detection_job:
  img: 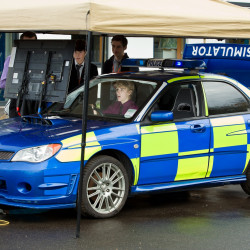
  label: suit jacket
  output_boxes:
[68,61,98,93]
[102,53,138,74]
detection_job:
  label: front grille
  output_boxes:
[0,151,14,160]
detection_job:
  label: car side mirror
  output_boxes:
[150,110,173,122]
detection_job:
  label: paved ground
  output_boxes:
[1,185,250,250]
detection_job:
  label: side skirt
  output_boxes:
[131,175,246,194]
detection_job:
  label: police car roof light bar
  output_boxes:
[122,58,206,70]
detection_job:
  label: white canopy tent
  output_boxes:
[1,0,250,39]
[2,0,250,237]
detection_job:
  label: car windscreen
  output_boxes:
[46,78,158,120]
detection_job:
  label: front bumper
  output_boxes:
[0,158,80,209]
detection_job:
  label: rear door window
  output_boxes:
[202,81,250,115]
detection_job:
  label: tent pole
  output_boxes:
[76,30,93,238]
[101,34,106,74]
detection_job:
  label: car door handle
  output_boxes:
[190,124,206,133]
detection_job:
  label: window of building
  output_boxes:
[154,38,177,59]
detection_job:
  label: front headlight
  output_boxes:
[11,144,61,163]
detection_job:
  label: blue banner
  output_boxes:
[183,43,250,60]
[183,43,250,88]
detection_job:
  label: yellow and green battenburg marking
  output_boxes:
[131,158,140,185]
[167,75,201,84]
[176,150,209,181]
[210,116,247,148]
[55,131,101,162]
[243,144,250,172]
[207,116,248,176]
[141,122,210,181]
[175,156,209,181]
[201,82,209,116]
[141,123,178,157]
[206,148,214,178]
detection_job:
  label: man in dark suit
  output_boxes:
[68,39,98,93]
[102,35,138,74]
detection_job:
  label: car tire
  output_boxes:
[241,167,250,195]
[80,155,129,218]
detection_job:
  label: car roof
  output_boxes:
[99,70,200,83]
[98,69,248,92]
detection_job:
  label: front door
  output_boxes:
[138,81,211,185]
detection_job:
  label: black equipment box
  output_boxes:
[4,40,74,103]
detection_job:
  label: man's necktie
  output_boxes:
[76,64,82,84]
[112,60,121,73]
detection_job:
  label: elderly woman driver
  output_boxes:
[104,80,138,115]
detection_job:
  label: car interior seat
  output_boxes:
[171,88,196,119]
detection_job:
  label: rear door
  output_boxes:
[202,80,250,177]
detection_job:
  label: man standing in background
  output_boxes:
[103,35,138,74]
[68,39,98,93]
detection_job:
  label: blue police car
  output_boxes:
[0,59,250,218]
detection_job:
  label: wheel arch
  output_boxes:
[240,160,250,195]
[243,160,250,175]
[87,149,135,187]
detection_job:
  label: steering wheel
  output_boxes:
[88,104,103,116]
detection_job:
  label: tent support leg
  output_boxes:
[101,34,107,74]
[76,30,93,239]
